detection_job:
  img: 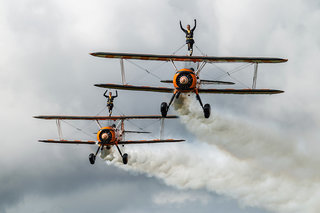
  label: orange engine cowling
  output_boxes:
[173,68,197,92]
[97,126,116,144]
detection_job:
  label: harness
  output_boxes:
[107,94,113,104]
[186,30,193,40]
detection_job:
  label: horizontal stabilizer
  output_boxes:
[94,83,174,93]
[34,115,178,120]
[198,88,284,94]
[160,80,173,83]
[90,52,288,63]
[123,130,151,134]
[118,139,185,144]
[200,80,235,85]
[39,139,97,145]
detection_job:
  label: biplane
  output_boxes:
[90,52,287,118]
[34,115,184,165]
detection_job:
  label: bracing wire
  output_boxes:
[172,43,187,55]
[125,59,162,80]
[194,44,206,56]
[61,120,95,139]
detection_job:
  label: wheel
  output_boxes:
[203,104,211,118]
[89,153,96,165]
[122,153,128,164]
[160,102,168,117]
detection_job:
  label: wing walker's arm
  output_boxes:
[179,20,187,33]
[192,19,196,31]
[113,90,118,98]
[103,89,108,98]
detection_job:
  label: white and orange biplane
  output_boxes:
[34,115,184,165]
[90,52,287,118]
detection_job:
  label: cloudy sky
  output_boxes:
[1,0,320,212]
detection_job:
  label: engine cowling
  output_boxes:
[97,126,116,144]
[173,68,197,91]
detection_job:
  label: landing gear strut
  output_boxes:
[160,92,180,117]
[88,144,102,165]
[115,144,128,164]
[196,93,211,118]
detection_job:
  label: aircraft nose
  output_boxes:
[179,76,189,84]
[101,133,109,140]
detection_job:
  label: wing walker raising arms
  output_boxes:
[180,19,197,56]
[104,89,118,116]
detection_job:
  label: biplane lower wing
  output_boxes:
[34,115,178,120]
[118,139,185,144]
[90,52,288,63]
[38,139,184,145]
[198,88,284,94]
[94,83,174,93]
[39,139,97,145]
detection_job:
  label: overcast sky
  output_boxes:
[1,0,320,212]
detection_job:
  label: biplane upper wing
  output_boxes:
[198,88,284,94]
[39,139,97,145]
[90,52,288,63]
[94,83,174,93]
[34,115,178,120]
[118,139,185,144]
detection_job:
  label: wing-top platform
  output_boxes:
[90,52,288,63]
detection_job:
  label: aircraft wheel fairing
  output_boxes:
[204,104,211,118]
[89,153,96,165]
[161,102,168,117]
[122,153,128,164]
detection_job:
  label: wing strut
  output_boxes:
[95,120,102,129]
[56,119,63,140]
[120,58,126,85]
[196,61,207,76]
[170,60,178,72]
[252,63,258,89]
[160,118,164,140]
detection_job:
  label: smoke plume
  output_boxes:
[103,95,320,213]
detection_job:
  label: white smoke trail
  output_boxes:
[102,95,320,213]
